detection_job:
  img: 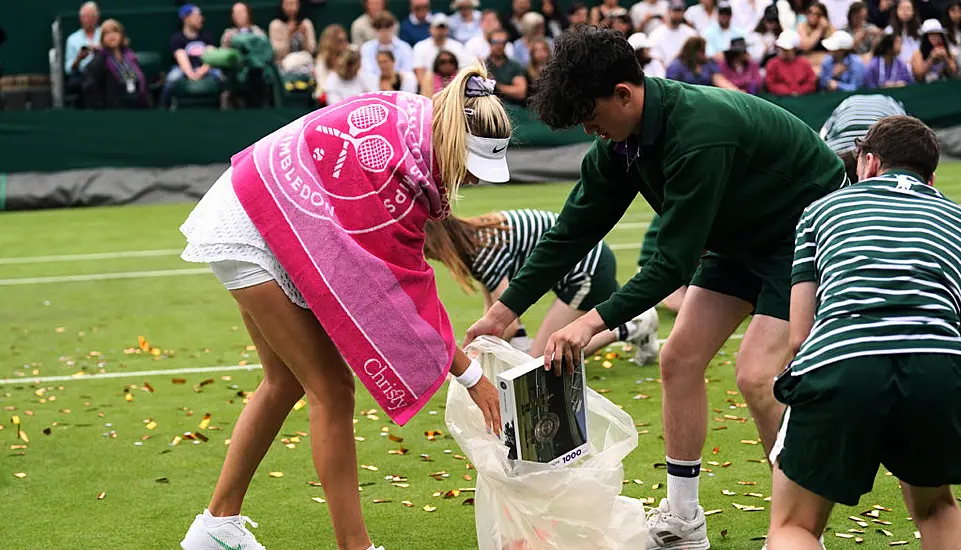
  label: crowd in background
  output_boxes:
[62,0,961,109]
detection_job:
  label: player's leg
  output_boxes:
[901,484,961,548]
[661,286,688,313]
[229,281,373,550]
[647,286,751,549]
[884,354,961,548]
[734,314,790,459]
[767,464,834,549]
[207,308,305,516]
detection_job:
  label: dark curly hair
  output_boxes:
[529,25,644,129]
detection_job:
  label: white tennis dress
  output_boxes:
[179,168,308,308]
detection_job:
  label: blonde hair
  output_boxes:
[424,213,506,293]
[335,48,361,79]
[317,24,347,69]
[431,63,512,203]
[100,19,129,48]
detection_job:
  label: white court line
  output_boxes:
[0,249,183,265]
[610,242,643,251]
[0,334,746,385]
[0,268,211,286]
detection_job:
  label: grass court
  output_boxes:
[3,162,961,549]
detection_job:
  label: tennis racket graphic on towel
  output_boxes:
[316,104,393,177]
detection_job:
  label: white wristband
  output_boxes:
[455,359,483,389]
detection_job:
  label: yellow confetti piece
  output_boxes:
[18,429,29,443]
[12,415,20,425]
[311,497,326,504]
[366,414,379,421]
[422,505,437,512]
[836,533,855,539]
[293,400,307,411]
[722,489,736,496]
[402,501,414,507]
[289,436,301,443]
[373,499,392,503]
[704,509,722,516]
[889,543,909,547]
[145,421,158,430]
[171,436,182,446]
[125,393,134,402]
[355,436,366,442]
[915,531,921,539]
[10,444,26,450]
[199,413,211,430]
[97,492,106,500]
[739,439,759,445]
[878,529,893,537]
[13,472,26,478]
[602,361,613,368]
[268,472,284,478]
[361,465,379,471]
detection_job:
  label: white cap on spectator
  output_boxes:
[921,18,945,35]
[775,30,800,50]
[628,33,652,50]
[450,0,480,9]
[431,13,449,27]
[608,7,629,17]
[520,11,545,33]
[822,30,854,51]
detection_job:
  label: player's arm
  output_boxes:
[788,207,818,358]
[485,278,522,340]
[496,143,636,320]
[450,347,501,435]
[591,146,734,330]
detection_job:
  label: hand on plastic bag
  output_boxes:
[467,375,502,436]
[465,302,518,346]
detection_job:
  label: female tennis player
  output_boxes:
[425,210,660,364]
[178,65,510,550]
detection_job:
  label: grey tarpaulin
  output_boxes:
[3,128,961,211]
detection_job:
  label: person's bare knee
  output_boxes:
[903,483,958,522]
[735,316,789,405]
[659,340,711,386]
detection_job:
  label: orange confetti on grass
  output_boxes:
[425,430,443,441]
[143,382,155,393]
[97,492,106,500]
[172,378,186,384]
[293,400,307,411]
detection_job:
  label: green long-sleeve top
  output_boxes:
[499,76,846,329]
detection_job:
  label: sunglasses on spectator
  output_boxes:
[491,39,507,44]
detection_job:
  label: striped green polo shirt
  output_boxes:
[789,171,961,376]
[819,94,906,155]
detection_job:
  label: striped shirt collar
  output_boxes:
[856,170,944,197]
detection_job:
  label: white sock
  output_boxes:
[203,509,240,526]
[666,457,701,521]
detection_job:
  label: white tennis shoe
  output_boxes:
[629,308,660,365]
[645,498,710,550]
[181,510,267,550]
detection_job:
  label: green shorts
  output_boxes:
[554,243,619,312]
[689,251,792,321]
[771,353,961,506]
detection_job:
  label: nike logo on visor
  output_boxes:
[492,145,506,154]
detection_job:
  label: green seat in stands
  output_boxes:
[169,75,223,109]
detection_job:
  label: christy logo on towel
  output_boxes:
[364,358,411,412]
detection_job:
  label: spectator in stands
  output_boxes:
[820,30,866,88]
[731,0,767,33]
[755,4,784,65]
[413,14,471,81]
[765,29,818,93]
[887,0,921,64]
[360,12,414,76]
[162,4,222,108]
[525,38,551,99]
[324,48,373,103]
[591,0,623,24]
[66,1,102,95]
[485,28,528,104]
[686,0,720,33]
[400,0,434,46]
[372,50,419,91]
[607,9,636,36]
[666,35,740,87]
[568,2,591,26]
[540,0,569,38]
[420,49,460,94]
[946,1,961,49]
[864,31,914,86]
[269,0,316,75]
[720,36,762,91]
[868,0,895,27]
[912,18,959,80]
[450,0,484,43]
[705,1,749,58]
[797,1,835,65]
[631,0,669,34]
[466,9,516,61]
[512,12,550,66]
[628,32,667,76]
[650,0,700,64]
[82,19,150,109]
[221,2,266,48]
[500,0,531,41]
[351,0,391,46]
[313,24,349,103]
[844,2,881,55]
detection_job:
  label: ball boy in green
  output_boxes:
[768,116,961,549]
[463,26,846,549]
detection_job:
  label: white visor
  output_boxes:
[466,134,510,183]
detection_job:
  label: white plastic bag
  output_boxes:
[446,336,649,550]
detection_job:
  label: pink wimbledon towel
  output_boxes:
[230,91,455,425]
